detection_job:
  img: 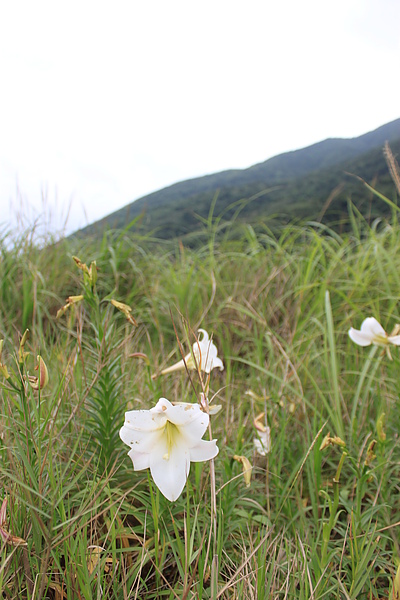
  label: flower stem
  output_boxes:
[205,391,218,598]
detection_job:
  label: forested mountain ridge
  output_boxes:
[77,118,400,239]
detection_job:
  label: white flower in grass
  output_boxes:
[120,398,219,501]
[348,317,400,348]
[253,412,271,456]
[159,329,224,376]
[254,429,271,456]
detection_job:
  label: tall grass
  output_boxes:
[1,191,400,598]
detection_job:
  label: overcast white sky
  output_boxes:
[1,0,400,236]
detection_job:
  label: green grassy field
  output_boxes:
[1,190,400,598]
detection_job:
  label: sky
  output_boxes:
[1,0,400,237]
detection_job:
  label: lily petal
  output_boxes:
[179,416,210,448]
[128,449,151,471]
[120,425,164,454]
[388,334,400,346]
[189,438,219,462]
[254,428,271,456]
[193,329,224,372]
[155,398,208,429]
[360,317,386,338]
[149,431,190,501]
[124,408,166,432]
[348,328,374,346]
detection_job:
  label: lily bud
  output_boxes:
[72,256,90,276]
[245,389,266,402]
[0,340,9,379]
[72,256,96,288]
[18,329,30,364]
[233,455,252,487]
[376,413,386,442]
[319,433,346,451]
[28,356,49,390]
[394,562,400,600]
[364,439,377,467]
[56,305,68,319]
[0,498,27,547]
[67,295,85,304]
[89,261,97,288]
[0,364,9,379]
[128,352,151,364]
[111,299,137,326]
[56,295,84,319]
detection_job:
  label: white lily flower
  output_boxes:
[159,329,224,376]
[120,398,219,501]
[348,317,400,347]
[254,428,271,456]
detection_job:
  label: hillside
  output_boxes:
[77,118,400,240]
